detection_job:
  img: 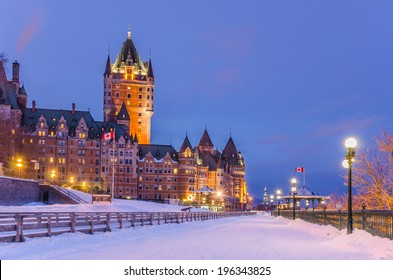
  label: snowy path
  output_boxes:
[1,213,392,260]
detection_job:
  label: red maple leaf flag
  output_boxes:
[295,167,304,173]
[102,131,114,140]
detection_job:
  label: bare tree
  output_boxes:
[348,131,393,210]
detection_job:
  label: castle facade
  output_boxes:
[0,29,247,209]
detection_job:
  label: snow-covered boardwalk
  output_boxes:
[1,213,392,260]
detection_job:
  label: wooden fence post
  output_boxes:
[106,213,112,232]
[70,213,76,233]
[149,213,153,226]
[130,213,135,227]
[157,213,160,225]
[14,214,25,242]
[47,216,52,237]
[117,213,123,229]
[89,215,94,234]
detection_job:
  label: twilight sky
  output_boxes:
[1,0,393,200]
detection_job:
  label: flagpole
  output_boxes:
[303,168,306,187]
[112,128,115,202]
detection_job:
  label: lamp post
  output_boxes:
[343,137,357,234]
[50,170,56,185]
[270,195,274,215]
[291,178,297,220]
[16,158,22,178]
[276,190,281,216]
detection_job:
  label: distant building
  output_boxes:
[0,28,248,209]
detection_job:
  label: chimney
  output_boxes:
[12,61,20,83]
[72,103,76,114]
[32,100,36,112]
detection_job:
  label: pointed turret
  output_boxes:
[198,128,214,147]
[179,134,193,153]
[117,102,130,121]
[104,54,111,76]
[147,58,154,78]
[222,135,238,157]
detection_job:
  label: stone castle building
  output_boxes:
[0,29,247,209]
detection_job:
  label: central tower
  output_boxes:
[103,28,155,144]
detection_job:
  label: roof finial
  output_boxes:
[108,44,110,55]
[127,24,131,39]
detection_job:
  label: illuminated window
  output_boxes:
[78,133,86,139]
[40,122,44,127]
[173,168,178,175]
[50,158,54,163]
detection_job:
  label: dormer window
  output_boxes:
[40,122,44,127]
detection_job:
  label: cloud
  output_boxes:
[16,10,45,55]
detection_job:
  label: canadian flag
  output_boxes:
[102,131,114,140]
[295,167,304,173]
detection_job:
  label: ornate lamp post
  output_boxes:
[291,178,297,220]
[343,137,357,234]
[270,195,274,215]
[276,190,282,216]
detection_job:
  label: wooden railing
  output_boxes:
[0,211,256,242]
[274,209,393,239]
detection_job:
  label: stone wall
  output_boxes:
[0,176,77,206]
[0,176,41,206]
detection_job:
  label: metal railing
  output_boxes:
[51,185,91,204]
[274,209,393,239]
[0,211,256,242]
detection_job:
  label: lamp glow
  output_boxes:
[345,138,357,148]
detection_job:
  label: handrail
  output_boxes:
[51,185,91,204]
[0,211,256,242]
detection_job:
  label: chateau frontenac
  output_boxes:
[0,29,247,209]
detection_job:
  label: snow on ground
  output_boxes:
[0,199,208,213]
[1,212,392,260]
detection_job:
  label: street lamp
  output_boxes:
[291,178,297,220]
[16,158,22,178]
[50,170,56,185]
[344,137,357,234]
[270,195,274,216]
[276,190,282,216]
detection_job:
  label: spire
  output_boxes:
[179,134,194,153]
[117,102,130,120]
[147,58,154,78]
[127,25,131,39]
[198,128,214,147]
[222,135,238,156]
[104,54,111,76]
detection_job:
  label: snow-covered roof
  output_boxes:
[281,186,329,200]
